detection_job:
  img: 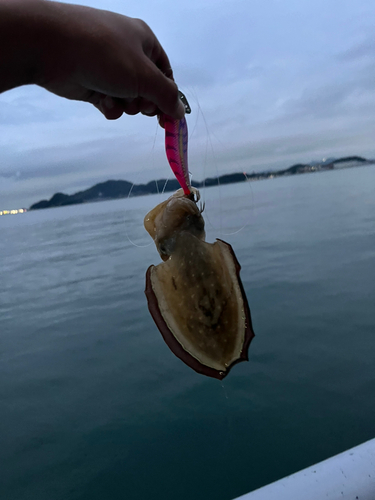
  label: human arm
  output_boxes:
[0,0,185,120]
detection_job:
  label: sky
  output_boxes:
[1,0,375,208]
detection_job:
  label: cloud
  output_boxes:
[338,39,375,62]
[2,0,375,208]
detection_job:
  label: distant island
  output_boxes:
[29,155,374,210]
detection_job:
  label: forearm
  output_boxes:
[0,0,43,92]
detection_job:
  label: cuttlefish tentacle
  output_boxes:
[144,188,255,379]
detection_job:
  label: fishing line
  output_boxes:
[221,380,229,400]
[183,89,223,234]
[124,120,160,249]
[161,177,169,196]
[185,89,254,238]
[124,88,254,249]
[219,380,236,447]
[201,112,253,238]
[221,171,255,237]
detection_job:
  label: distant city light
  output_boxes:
[0,208,27,216]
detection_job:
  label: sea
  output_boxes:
[1,165,375,500]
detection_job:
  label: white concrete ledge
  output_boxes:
[234,438,375,500]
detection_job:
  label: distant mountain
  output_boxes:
[29,155,374,210]
[326,156,367,167]
[309,157,336,166]
[29,174,249,210]
[30,178,182,210]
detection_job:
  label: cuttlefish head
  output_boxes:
[144,188,205,261]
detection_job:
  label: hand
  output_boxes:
[0,0,185,121]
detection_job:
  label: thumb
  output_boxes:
[140,62,185,119]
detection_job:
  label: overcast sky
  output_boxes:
[1,0,375,208]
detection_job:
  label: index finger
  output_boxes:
[139,58,185,119]
[147,34,175,79]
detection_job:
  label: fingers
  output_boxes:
[139,60,185,119]
[94,94,159,120]
[145,35,185,120]
[89,94,123,120]
[140,20,174,78]
[120,97,158,116]
[151,40,175,79]
[99,96,124,120]
[84,75,183,121]
[157,114,166,129]
[74,18,185,122]
[140,99,158,116]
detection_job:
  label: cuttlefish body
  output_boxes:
[144,188,254,379]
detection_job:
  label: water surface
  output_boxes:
[1,166,375,500]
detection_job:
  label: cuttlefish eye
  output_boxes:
[144,190,205,260]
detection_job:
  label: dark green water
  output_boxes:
[1,166,375,500]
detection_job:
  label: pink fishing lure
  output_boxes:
[164,115,191,195]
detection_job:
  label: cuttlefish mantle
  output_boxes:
[144,188,255,380]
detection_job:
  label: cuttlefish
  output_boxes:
[144,187,255,379]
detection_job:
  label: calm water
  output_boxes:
[1,166,375,500]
